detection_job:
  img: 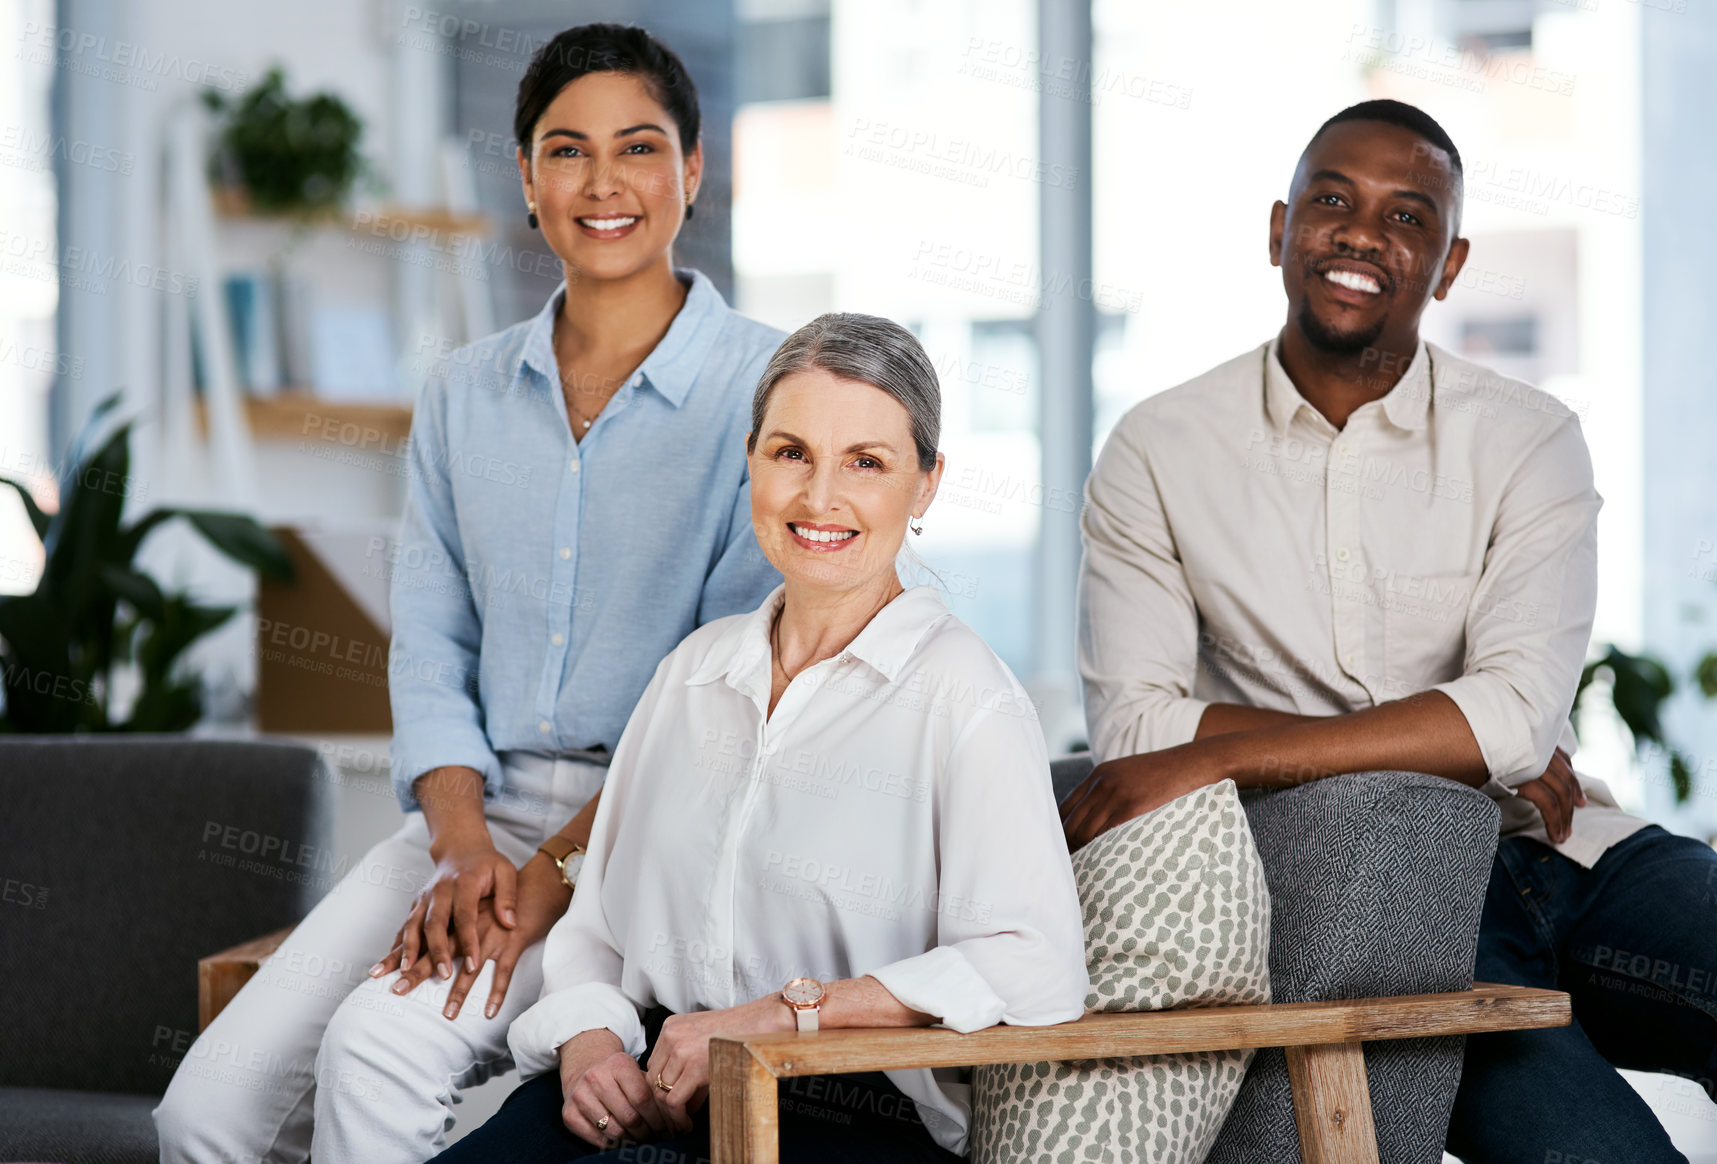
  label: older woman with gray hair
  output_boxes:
[431,313,1089,1162]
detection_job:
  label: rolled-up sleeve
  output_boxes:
[1078,416,1209,765]
[507,663,668,1075]
[1433,414,1600,787]
[387,372,501,811]
[866,705,1089,1031]
[508,979,645,1077]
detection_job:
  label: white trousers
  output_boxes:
[153,753,604,1164]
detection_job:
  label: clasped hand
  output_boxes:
[369,838,571,1021]
[556,995,790,1147]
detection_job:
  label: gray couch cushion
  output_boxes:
[1050,754,1096,806]
[0,736,332,1097]
[1051,756,1499,1162]
[0,1087,159,1164]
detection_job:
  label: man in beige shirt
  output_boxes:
[1066,99,1715,1162]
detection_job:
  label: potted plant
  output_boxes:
[203,66,365,216]
[1572,644,1717,801]
[0,395,293,732]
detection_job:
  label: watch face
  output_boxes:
[783,977,824,1007]
[561,852,586,884]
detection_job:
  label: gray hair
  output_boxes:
[748,313,940,471]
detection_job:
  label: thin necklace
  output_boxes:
[552,312,607,432]
[770,604,789,684]
[770,582,905,685]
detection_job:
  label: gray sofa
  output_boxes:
[0,736,333,1164]
[1050,756,1500,1163]
[0,739,1493,1164]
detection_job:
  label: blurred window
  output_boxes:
[0,0,57,595]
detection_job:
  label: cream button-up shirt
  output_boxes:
[509,584,1089,1155]
[1078,338,1646,868]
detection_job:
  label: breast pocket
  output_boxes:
[1381,570,1480,696]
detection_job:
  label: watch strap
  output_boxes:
[537,834,583,863]
[782,977,825,1031]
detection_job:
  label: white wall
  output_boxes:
[0,0,63,596]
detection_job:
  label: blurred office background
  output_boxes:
[2,0,1715,1148]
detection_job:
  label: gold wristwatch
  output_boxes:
[536,834,586,891]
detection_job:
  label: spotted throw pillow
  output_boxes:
[971,778,1271,1163]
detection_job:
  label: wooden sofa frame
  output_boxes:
[201,929,1567,1163]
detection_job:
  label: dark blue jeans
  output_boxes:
[1446,825,1717,1164]
[429,1010,962,1164]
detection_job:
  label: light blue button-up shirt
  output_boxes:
[387,269,785,811]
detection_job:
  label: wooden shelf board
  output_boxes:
[195,392,413,443]
[353,206,491,237]
[211,187,490,237]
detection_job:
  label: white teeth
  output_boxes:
[791,524,858,544]
[580,216,637,230]
[1325,269,1382,294]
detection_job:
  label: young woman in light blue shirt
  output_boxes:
[154,24,784,1164]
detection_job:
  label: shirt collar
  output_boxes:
[1264,335,1432,434]
[686,583,953,697]
[1380,340,1432,431]
[1262,339,1308,435]
[517,267,729,409]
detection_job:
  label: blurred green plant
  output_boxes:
[202,66,364,213]
[1699,650,1717,702]
[1574,643,1717,802]
[0,395,292,733]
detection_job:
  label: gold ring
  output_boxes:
[655,1074,674,1093]
[596,1115,609,1131]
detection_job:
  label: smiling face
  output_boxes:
[748,369,943,596]
[1269,119,1468,356]
[517,71,702,283]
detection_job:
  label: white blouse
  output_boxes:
[508,584,1089,1155]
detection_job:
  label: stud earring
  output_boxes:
[527,203,539,230]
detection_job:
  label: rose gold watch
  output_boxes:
[781,976,826,1031]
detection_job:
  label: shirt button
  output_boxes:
[551,633,564,646]
[559,547,572,560]
[1343,653,1356,669]
[570,461,580,474]
[1336,547,1351,562]
[537,720,552,734]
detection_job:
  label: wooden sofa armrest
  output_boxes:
[709,983,1570,1164]
[198,926,296,1031]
